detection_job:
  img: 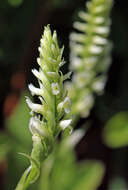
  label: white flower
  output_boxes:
[94,17,104,24]
[76,94,94,117]
[51,82,60,95]
[37,57,41,66]
[72,43,83,54]
[70,33,85,42]
[59,59,66,67]
[26,97,44,114]
[38,47,43,55]
[28,83,42,96]
[53,31,57,41]
[79,11,90,21]
[29,117,43,136]
[64,82,74,98]
[63,72,72,81]
[32,68,50,90]
[73,22,87,32]
[32,69,41,80]
[89,45,103,54]
[84,94,94,108]
[47,72,56,77]
[40,38,44,45]
[93,36,107,45]
[94,6,104,13]
[95,26,109,35]
[63,97,71,113]
[73,72,92,88]
[92,77,106,94]
[65,129,84,147]
[58,96,71,113]
[59,119,72,130]
[84,57,97,70]
[70,56,82,69]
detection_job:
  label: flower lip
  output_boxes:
[59,119,72,130]
[51,82,60,95]
[57,96,71,114]
[26,96,43,114]
[28,83,42,96]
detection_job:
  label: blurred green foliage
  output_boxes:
[6,92,31,149]
[108,177,127,190]
[0,133,10,161]
[0,92,32,190]
[103,112,128,148]
[38,136,105,190]
[8,0,23,7]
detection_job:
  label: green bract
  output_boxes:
[15,25,72,190]
[66,0,113,118]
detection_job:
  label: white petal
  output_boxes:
[93,36,107,45]
[64,96,71,104]
[48,57,57,64]
[79,11,90,21]
[60,119,72,130]
[37,58,41,66]
[32,69,41,80]
[70,33,85,42]
[32,69,50,90]
[26,97,43,114]
[92,77,106,94]
[73,22,87,32]
[47,72,56,77]
[57,96,71,113]
[89,45,103,54]
[59,60,66,67]
[95,26,109,35]
[53,31,57,41]
[63,97,71,113]
[57,102,64,112]
[38,47,43,54]
[63,72,72,81]
[73,72,92,88]
[51,83,60,95]
[94,17,104,24]
[66,129,85,147]
[70,56,82,70]
[64,107,71,114]
[84,57,97,70]
[28,83,42,96]
[40,38,44,45]
[94,6,104,13]
[29,117,41,135]
[29,117,48,137]
[76,94,94,115]
[71,43,83,54]
[84,94,94,107]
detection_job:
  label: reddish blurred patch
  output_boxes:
[11,72,25,90]
[0,160,7,175]
[0,160,7,190]
[3,93,19,118]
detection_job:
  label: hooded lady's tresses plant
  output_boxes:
[15,26,72,190]
[66,0,113,118]
[15,0,113,189]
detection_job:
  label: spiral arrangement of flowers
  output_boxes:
[15,26,72,190]
[67,0,113,118]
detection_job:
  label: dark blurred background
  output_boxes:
[0,0,128,189]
